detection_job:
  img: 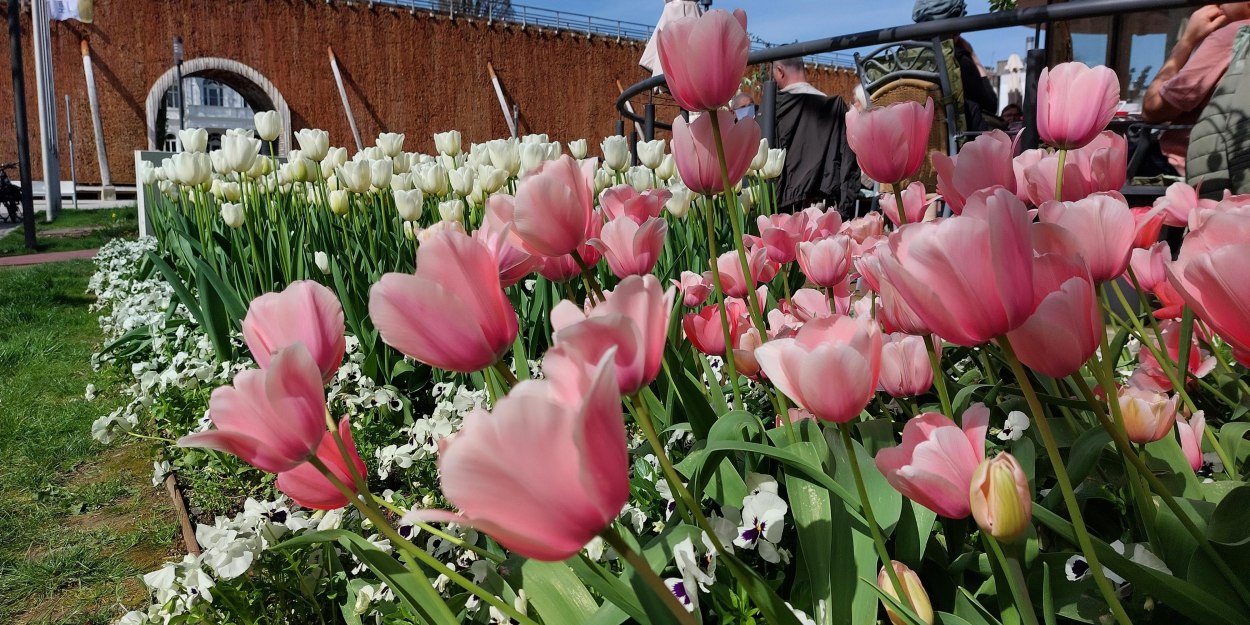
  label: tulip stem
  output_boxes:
[1070,373,1250,610]
[629,394,722,546]
[923,335,954,417]
[707,111,768,338]
[1054,149,1067,201]
[602,526,701,625]
[306,457,538,625]
[571,249,606,303]
[371,497,506,564]
[891,184,909,226]
[984,536,1041,625]
[698,196,744,410]
[836,422,910,611]
[997,336,1132,625]
[493,360,519,389]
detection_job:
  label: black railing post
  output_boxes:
[643,102,656,142]
[1020,47,1045,151]
[9,0,37,249]
[761,79,777,146]
[615,119,625,137]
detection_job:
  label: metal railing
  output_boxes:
[616,0,1219,132]
[366,0,855,67]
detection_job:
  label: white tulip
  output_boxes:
[211,180,242,202]
[376,132,405,158]
[656,154,677,181]
[738,187,755,213]
[601,135,630,172]
[172,152,212,186]
[391,153,413,175]
[750,138,769,172]
[226,127,255,139]
[391,172,414,191]
[254,111,282,142]
[416,162,449,197]
[177,128,208,153]
[477,164,509,194]
[394,188,424,221]
[544,141,562,161]
[294,129,330,161]
[329,189,350,215]
[487,138,521,176]
[220,202,245,228]
[160,158,176,182]
[448,166,475,197]
[321,147,348,178]
[337,161,372,194]
[467,181,487,208]
[521,133,549,144]
[626,165,652,192]
[208,150,228,175]
[434,130,462,157]
[247,156,272,179]
[353,146,383,162]
[568,139,588,160]
[593,167,613,195]
[636,139,666,170]
[439,199,464,222]
[326,175,339,191]
[403,221,417,240]
[762,148,787,180]
[466,142,489,169]
[519,143,546,176]
[314,251,331,274]
[370,159,393,189]
[221,133,261,173]
[159,179,177,199]
[136,161,158,185]
[416,153,435,165]
[667,183,694,219]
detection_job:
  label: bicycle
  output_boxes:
[0,162,23,223]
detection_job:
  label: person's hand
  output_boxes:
[1182,5,1229,46]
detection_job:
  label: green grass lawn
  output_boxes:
[0,207,139,257]
[0,260,177,624]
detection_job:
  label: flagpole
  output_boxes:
[31,0,62,221]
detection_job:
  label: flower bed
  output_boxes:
[92,11,1250,625]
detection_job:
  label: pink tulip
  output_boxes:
[732,327,764,379]
[932,130,1017,214]
[538,241,603,282]
[879,332,934,398]
[856,244,933,336]
[672,110,761,195]
[757,212,809,263]
[512,155,594,257]
[600,185,671,224]
[276,417,367,510]
[413,352,628,561]
[1177,411,1206,472]
[1153,181,1204,227]
[1150,279,1187,321]
[879,181,931,226]
[656,9,749,112]
[673,271,712,307]
[1021,132,1127,205]
[875,404,990,519]
[1131,206,1166,249]
[242,280,345,382]
[969,452,1032,543]
[178,345,327,474]
[879,188,1037,346]
[716,247,778,298]
[800,205,844,240]
[549,275,675,395]
[1129,242,1169,291]
[788,288,835,322]
[1189,193,1250,231]
[1118,386,1179,444]
[370,231,518,372]
[1037,62,1119,150]
[684,299,749,356]
[842,212,884,244]
[797,235,853,287]
[754,315,881,423]
[1166,209,1250,364]
[1037,192,1135,283]
[1137,319,1217,390]
[1006,253,1101,378]
[589,216,667,279]
[846,98,933,184]
[475,195,540,287]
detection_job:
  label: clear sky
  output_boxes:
[522,0,1036,68]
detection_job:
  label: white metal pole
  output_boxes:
[31,0,62,221]
[81,40,112,196]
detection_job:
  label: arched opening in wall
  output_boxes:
[145,58,292,154]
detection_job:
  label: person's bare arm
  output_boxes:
[1143,5,1229,121]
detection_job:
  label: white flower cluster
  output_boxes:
[327,335,403,417]
[374,382,488,480]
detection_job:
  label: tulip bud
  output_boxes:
[626,166,651,192]
[337,161,372,194]
[439,199,465,223]
[636,139,666,170]
[320,147,348,178]
[477,164,509,194]
[220,202,245,229]
[602,135,630,172]
[467,181,487,208]
[159,179,177,199]
[878,561,934,625]
[136,161,158,185]
[178,127,208,153]
[487,138,521,177]
[969,452,1032,544]
[376,132,405,158]
[226,127,254,139]
[391,172,414,191]
[449,167,475,197]
[416,162,450,197]
[403,221,417,240]
[220,181,242,202]
[254,111,282,142]
[543,141,562,161]
[294,128,330,161]
[568,138,588,160]
[391,153,413,175]
[750,138,769,172]
[314,251,331,274]
[519,143,547,176]
[738,187,754,213]
[1118,386,1179,444]
[593,167,613,195]
[762,148,786,179]
[329,189,350,216]
[667,184,693,219]
[368,159,392,190]
[656,154,676,181]
[434,130,462,157]
[394,188,424,222]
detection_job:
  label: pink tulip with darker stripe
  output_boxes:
[276,417,367,510]
[754,315,881,423]
[242,280,345,382]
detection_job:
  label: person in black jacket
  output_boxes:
[771,58,862,217]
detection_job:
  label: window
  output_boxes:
[203,80,223,107]
[163,134,178,152]
[164,88,180,108]
[208,134,222,151]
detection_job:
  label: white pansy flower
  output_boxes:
[734,490,788,563]
[998,410,1031,441]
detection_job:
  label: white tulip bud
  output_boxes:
[403,221,417,240]
[448,166,475,197]
[136,161,158,185]
[247,156,272,179]
[370,159,393,190]
[762,148,786,180]
[416,162,450,197]
[477,164,509,194]
[177,128,208,153]
[636,139,666,170]
[376,132,405,158]
[391,172,414,191]
[221,134,261,174]
[329,189,350,215]
[220,202,245,228]
[159,179,177,199]
[254,111,282,142]
[519,143,546,176]
[521,133,549,144]
[738,187,755,213]
[626,165,652,192]
[208,150,229,175]
[227,127,255,139]
[544,141,562,161]
[487,138,521,176]
[601,135,630,172]
[568,138,588,160]
[467,181,487,208]
[656,154,677,181]
[391,153,413,175]
[434,130,462,157]
[394,188,424,222]
[314,251,331,274]
[593,167,613,195]
[320,147,349,178]
[667,183,693,219]
[439,199,464,223]
[172,152,212,186]
[750,138,769,172]
[337,161,372,194]
[294,128,330,161]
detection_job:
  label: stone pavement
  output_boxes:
[0,248,98,267]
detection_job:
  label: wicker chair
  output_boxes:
[854,39,962,195]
